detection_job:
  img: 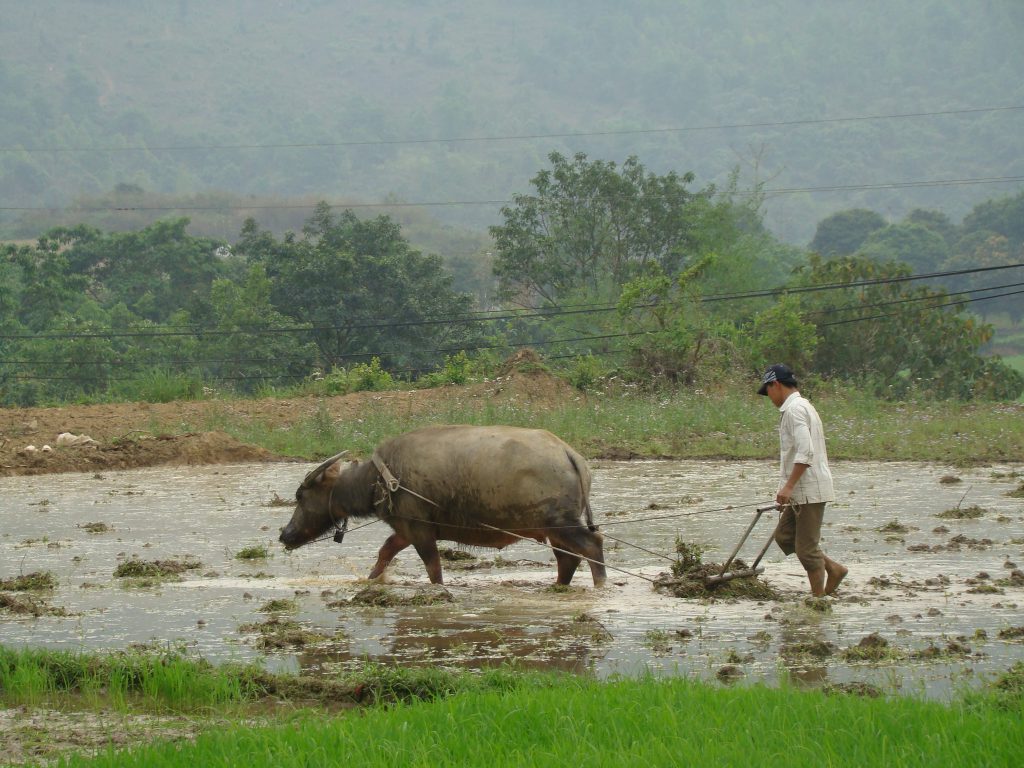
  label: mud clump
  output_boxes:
[877,520,911,534]
[910,640,972,660]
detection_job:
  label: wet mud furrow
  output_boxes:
[1,460,1022,698]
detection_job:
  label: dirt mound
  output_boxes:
[0,363,580,476]
[1,431,276,476]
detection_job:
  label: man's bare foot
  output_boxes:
[824,561,848,595]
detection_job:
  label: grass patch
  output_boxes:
[183,381,1024,464]
[45,673,1024,768]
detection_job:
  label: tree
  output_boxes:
[793,254,1022,400]
[239,203,479,372]
[809,209,886,257]
[859,222,951,274]
[490,152,715,305]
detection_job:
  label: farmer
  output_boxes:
[758,363,848,597]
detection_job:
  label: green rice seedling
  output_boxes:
[53,675,1024,767]
[235,544,270,561]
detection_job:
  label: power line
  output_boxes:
[4,105,1021,154]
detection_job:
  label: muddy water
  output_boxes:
[1,460,1022,699]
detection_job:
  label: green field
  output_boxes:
[2,646,1022,767]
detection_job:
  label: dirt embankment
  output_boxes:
[0,363,577,476]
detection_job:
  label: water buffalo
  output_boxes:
[279,425,606,587]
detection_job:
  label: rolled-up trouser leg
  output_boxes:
[774,502,825,572]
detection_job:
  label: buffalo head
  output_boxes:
[278,451,348,550]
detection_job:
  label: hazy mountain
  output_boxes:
[2,0,1022,244]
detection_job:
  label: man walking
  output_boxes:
[758,364,847,597]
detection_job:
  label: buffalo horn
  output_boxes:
[301,450,349,487]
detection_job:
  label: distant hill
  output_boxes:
[2,0,1022,244]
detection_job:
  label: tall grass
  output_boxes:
[194,383,1024,464]
[54,676,1024,767]
[0,645,255,710]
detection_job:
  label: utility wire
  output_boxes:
[2,261,1021,342]
[4,105,1021,153]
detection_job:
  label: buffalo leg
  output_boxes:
[553,548,582,585]
[368,533,410,580]
[412,539,444,584]
[551,529,607,587]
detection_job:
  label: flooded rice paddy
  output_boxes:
[1,459,1022,699]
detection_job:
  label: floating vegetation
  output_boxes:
[113,557,202,581]
[265,492,294,507]
[80,522,111,534]
[0,571,57,591]
[716,665,743,683]
[877,520,911,534]
[783,640,837,659]
[258,598,298,613]
[643,630,673,655]
[995,571,1024,588]
[997,626,1024,641]
[841,633,906,662]
[0,593,67,617]
[238,616,328,650]
[348,584,454,607]
[910,640,972,660]
[824,681,883,697]
[936,505,986,520]
[235,544,270,560]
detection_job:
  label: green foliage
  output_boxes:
[306,358,396,396]
[617,257,743,387]
[860,222,951,273]
[746,294,820,374]
[491,152,713,303]
[809,209,887,256]
[110,369,204,403]
[240,204,480,372]
[794,254,1022,400]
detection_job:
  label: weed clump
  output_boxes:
[349,584,454,607]
[936,505,986,520]
[113,558,202,580]
[235,544,270,560]
[877,520,911,534]
[997,626,1024,641]
[0,571,57,591]
[841,633,906,662]
[655,538,780,600]
[238,616,327,650]
[0,593,67,617]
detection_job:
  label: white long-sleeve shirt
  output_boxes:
[777,391,835,504]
